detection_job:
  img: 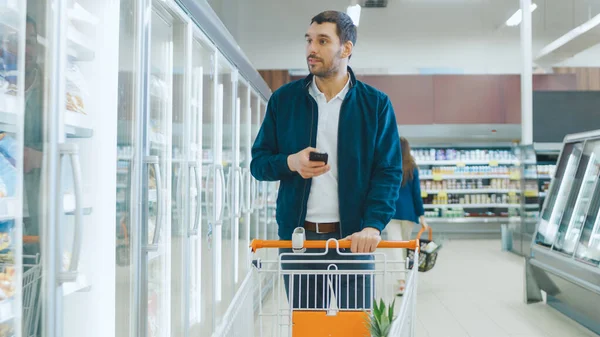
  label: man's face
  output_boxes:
[25,22,38,69]
[305,22,348,78]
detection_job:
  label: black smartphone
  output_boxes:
[309,152,328,165]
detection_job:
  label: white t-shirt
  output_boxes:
[305,76,350,223]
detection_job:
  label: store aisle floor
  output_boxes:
[413,239,598,337]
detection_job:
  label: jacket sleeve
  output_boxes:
[362,96,403,233]
[412,168,425,218]
[250,94,296,182]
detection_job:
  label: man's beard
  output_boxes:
[307,50,342,78]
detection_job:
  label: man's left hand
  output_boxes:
[345,227,381,253]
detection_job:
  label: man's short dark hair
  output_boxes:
[311,10,357,47]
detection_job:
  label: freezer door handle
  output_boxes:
[216,165,226,223]
[203,164,215,223]
[58,143,83,284]
[145,156,162,252]
[189,162,201,237]
[236,167,244,217]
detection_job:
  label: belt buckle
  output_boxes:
[315,223,325,234]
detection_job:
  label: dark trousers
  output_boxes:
[279,229,374,310]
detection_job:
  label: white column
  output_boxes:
[521,0,533,145]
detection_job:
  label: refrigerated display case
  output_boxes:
[113,1,272,337]
[508,145,541,256]
[0,1,25,336]
[526,130,600,335]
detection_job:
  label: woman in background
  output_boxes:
[384,137,428,296]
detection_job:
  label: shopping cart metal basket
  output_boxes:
[22,254,42,337]
[215,224,426,337]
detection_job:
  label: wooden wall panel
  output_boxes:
[532,74,577,91]
[553,67,600,91]
[357,75,435,124]
[501,75,522,124]
[433,75,503,124]
[258,70,290,92]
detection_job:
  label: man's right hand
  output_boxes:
[287,147,330,179]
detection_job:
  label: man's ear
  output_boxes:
[342,41,354,58]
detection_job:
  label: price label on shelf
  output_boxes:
[508,191,517,197]
[524,190,538,197]
[510,173,521,180]
[438,191,448,198]
[489,160,499,167]
[433,174,443,181]
[421,191,428,198]
[457,162,466,167]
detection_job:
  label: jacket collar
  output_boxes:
[303,66,357,91]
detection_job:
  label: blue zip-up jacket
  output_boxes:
[393,168,425,223]
[250,67,402,240]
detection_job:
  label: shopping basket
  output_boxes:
[406,226,440,272]
[22,254,42,337]
[214,224,427,337]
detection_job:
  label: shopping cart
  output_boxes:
[215,224,426,337]
[22,254,42,337]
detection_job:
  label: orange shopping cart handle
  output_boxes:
[250,239,420,252]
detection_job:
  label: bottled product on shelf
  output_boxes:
[420,165,519,177]
[412,148,516,162]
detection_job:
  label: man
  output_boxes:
[250,10,402,309]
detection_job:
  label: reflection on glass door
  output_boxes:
[144,7,173,337]
[169,13,188,337]
[198,33,216,337]
[574,141,600,265]
[536,142,584,247]
[237,81,251,282]
[189,32,215,337]
[553,139,600,256]
[215,54,237,329]
[0,1,24,336]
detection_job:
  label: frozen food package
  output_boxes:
[0,154,16,197]
[0,177,6,198]
[65,61,89,114]
[0,133,17,166]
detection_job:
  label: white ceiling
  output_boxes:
[207,0,600,71]
[211,0,600,38]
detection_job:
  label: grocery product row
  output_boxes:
[421,178,520,192]
[419,166,521,178]
[412,148,517,162]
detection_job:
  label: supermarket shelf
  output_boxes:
[424,203,521,209]
[65,111,94,138]
[423,189,520,195]
[420,174,511,180]
[0,198,18,221]
[0,299,14,324]
[0,95,18,133]
[417,159,518,166]
[67,27,96,61]
[537,174,553,180]
[426,217,509,223]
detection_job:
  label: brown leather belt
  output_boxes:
[304,221,339,234]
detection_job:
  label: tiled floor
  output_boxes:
[410,240,599,337]
[253,239,599,337]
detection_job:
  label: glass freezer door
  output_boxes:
[189,30,215,337]
[237,81,251,281]
[0,1,25,336]
[215,54,238,330]
[572,140,600,266]
[143,6,174,337]
[553,139,600,256]
[536,141,584,247]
